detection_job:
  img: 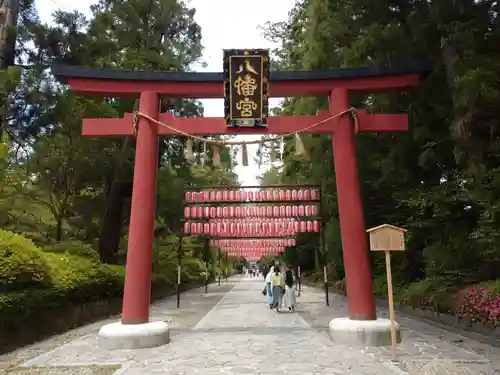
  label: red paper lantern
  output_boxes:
[185,192,192,202]
[215,191,222,202]
[259,206,266,217]
[254,222,260,234]
[278,190,285,201]
[311,205,317,216]
[222,190,229,201]
[229,190,235,201]
[196,206,203,218]
[204,223,210,234]
[196,222,203,234]
[313,220,320,232]
[304,190,310,200]
[266,190,272,201]
[266,206,273,217]
[311,189,318,200]
[201,191,208,202]
[203,206,210,218]
[241,191,248,201]
[184,207,190,218]
[210,222,216,235]
[273,189,279,201]
[184,222,190,234]
[285,190,291,200]
[279,206,285,217]
[298,205,304,217]
[222,206,228,218]
[298,189,304,200]
[207,191,214,202]
[210,207,216,218]
[285,205,291,217]
[291,189,298,200]
[229,206,235,217]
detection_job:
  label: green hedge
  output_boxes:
[0,229,207,344]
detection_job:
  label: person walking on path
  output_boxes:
[282,264,296,312]
[270,266,285,312]
[264,265,274,308]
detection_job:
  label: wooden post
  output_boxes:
[176,237,183,309]
[297,265,301,296]
[367,224,407,360]
[385,250,397,359]
[205,261,209,294]
[218,249,221,287]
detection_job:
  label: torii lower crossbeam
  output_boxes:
[82,110,407,136]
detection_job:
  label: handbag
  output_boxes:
[262,287,267,296]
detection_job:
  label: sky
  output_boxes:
[36,0,295,185]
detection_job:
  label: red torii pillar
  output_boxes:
[53,64,423,348]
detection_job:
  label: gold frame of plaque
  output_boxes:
[223,49,269,127]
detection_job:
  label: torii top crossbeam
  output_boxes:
[51,64,426,98]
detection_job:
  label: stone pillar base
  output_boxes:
[328,317,401,347]
[98,321,170,349]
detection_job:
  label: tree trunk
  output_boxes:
[98,180,128,264]
[98,138,133,264]
[55,217,63,241]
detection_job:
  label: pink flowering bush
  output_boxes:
[456,287,500,328]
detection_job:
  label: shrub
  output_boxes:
[44,240,100,262]
[396,276,459,313]
[456,287,500,328]
[44,252,124,302]
[0,229,51,292]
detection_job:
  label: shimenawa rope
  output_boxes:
[132,107,359,144]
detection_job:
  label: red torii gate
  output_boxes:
[51,63,426,348]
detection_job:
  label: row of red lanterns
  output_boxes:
[222,248,283,254]
[218,246,286,252]
[183,220,320,236]
[210,239,296,247]
[184,205,318,219]
[208,218,297,225]
[185,189,319,203]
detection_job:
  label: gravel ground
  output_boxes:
[5,365,120,375]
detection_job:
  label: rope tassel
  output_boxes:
[295,133,305,156]
[185,138,194,162]
[212,145,221,167]
[270,142,278,163]
[241,143,249,166]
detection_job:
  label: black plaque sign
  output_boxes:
[223,49,269,127]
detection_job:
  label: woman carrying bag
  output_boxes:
[263,265,274,308]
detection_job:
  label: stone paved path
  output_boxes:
[298,283,500,375]
[3,276,500,375]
